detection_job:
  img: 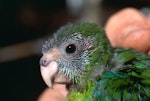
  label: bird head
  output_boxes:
[40,23,112,89]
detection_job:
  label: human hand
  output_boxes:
[105,7,150,54]
[38,84,69,101]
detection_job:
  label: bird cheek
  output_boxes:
[54,71,72,85]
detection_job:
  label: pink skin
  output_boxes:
[38,84,69,101]
[105,7,150,54]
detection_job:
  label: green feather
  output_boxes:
[67,81,95,101]
[93,48,150,101]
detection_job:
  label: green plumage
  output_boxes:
[93,48,150,101]
[42,22,150,101]
[67,23,150,101]
[68,48,150,101]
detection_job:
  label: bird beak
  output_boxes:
[40,61,59,88]
[40,51,71,88]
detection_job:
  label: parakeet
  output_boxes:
[40,22,150,101]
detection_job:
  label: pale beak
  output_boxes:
[40,55,71,88]
[40,61,58,88]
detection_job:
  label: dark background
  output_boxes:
[0,0,77,101]
[0,0,150,101]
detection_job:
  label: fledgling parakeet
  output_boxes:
[40,22,150,101]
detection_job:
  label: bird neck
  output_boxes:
[67,80,96,101]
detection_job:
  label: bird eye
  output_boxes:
[66,44,76,54]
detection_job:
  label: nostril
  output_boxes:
[40,57,50,67]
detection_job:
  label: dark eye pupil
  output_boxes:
[66,44,76,53]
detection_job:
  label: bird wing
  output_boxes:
[94,48,150,101]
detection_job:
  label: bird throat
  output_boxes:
[67,80,96,101]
